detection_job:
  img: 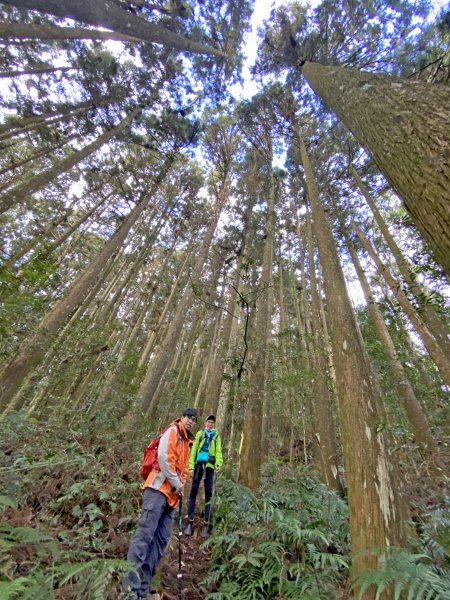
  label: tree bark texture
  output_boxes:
[302,61,450,276]
[297,129,409,586]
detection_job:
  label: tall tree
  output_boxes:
[1,0,226,56]
[351,165,450,359]
[301,62,450,275]
[137,116,238,418]
[0,155,174,410]
[345,231,436,456]
[257,2,450,274]
[352,221,450,387]
[238,98,276,491]
[0,103,145,214]
[305,212,342,492]
[293,123,410,585]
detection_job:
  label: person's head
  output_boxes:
[205,414,215,431]
[181,407,198,431]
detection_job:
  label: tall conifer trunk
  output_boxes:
[295,128,409,588]
[239,155,275,491]
[351,166,450,358]
[305,213,342,493]
[137,181,230,418]
[352,221,450,386]
[0,158,173,410]
[302,61,450,275]
[0,104,144,214]
[346,234,436,455]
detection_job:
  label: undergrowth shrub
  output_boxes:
[353,494,450,600]
[0,411,144,599]
[202,462,350,599]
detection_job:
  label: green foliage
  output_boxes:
[353,496,450,600]
[354,548,450,600]
[0,412,142,598]
[202,464,350,599]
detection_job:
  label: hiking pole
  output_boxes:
[177,492,184,600]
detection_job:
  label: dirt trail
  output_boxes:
[158,476,214,600]
[159,514,212,600]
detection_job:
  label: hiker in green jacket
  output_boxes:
[184,414,223,538]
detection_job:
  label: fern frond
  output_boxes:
[0,524,54,545]
[354,549,450,600]
[0,577,33,599]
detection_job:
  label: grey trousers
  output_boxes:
[124,488,175,598]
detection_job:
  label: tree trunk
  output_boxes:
[137,182,229,417]
[0,135,77,178]
[7,190,113,266]
[194,259,226,411]
[0,22,141,43]
[302,61,450,275]
[137,248,192,371]
[239,158,275,491]
[0,66,76,77]
[2,0,225,56]
[0,157,173,410]
[351,166,450,358]
[203,268,240,417]
[0,101,95,135]
[0,102,94,142]
[296,128,409,586]
[347,233,436,455]
[0,104,144,214]
[306,213,342,492]
[352,221,450,386]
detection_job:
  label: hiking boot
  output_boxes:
[201,523,209,538]
[184,521,193,536]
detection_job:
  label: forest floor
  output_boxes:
[158,473,212,600]
[1,415,449,599]
[159,513,212,600]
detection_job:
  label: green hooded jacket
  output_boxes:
[189,428,223,470]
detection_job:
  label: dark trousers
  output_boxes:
[123,488,175,598]
[187,463,214,523]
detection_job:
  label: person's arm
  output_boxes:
[214,433,223,468]
[158,426,182,491]
[188,431,200,471]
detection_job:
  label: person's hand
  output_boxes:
[174,483,185,495]
[215,465,221,472]
[188,469,194,476]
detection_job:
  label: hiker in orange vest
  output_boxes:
[123,408,197,600]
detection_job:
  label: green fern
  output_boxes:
[0,577,32,600]
[0,524,54,545]
[354,548,450,600]
[204,471,350,599]
[54,557,129,598]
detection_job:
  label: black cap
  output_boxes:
[182,408,198,420]
[205,414,215,422]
